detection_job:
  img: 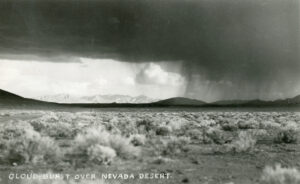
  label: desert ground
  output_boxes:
[0,109,299,184]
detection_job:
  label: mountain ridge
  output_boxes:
[0,89,24,100]
[38,94,158,104]
[0,89,300,108]
[153,97,206,106]
[208,95,300,107]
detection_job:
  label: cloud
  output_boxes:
[0,58,187,99]
[122,77,135,86]
[135,63,185,87]
[0,54,81,63]
[0,0,299,100]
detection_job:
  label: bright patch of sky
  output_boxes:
[0,57,186,99]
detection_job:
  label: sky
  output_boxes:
[0,0,299,102]
[0,58,186,99]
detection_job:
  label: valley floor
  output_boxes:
[0,109,299,184]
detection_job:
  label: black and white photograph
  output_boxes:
[0,0,299,183]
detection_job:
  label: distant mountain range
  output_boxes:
[0,89,300,108]
[208,95,300,107]
[39,94,158,104]
[153,97,206,106]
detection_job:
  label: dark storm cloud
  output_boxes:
[0,54,81,63]
[0,0,299,100]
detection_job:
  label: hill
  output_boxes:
[0,89,24,100]
[153,97,206,106]
[210,95,300,107]
[0,89,58,108]
[0,89,27,104]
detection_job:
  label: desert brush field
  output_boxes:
[0,109,300,184]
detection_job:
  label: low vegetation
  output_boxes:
[0,121,61,165]
[0,110,299,183]
[226,131,257,153]
[261,164,300,184]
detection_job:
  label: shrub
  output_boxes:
[161,136,191,155]
[198,119,217,127]
[152,156,173,164]
[39,113,59,122]
[130,134,146,146]
[30,120,75,139]
[261,164,300,184]
[221,121,238,131]
[260,120,281,130]
[187,129,203,140]
[136,119,155,132]
[155,126,171,136]
[0,121,61,165]
[111,118,138,136]
[167,118,189,131]
[237,119,259,129]
[104,122,120,134]
[226,131,256,153]
[74,127,111,150]
[280,121,299,128]
[274,126,299,144]
[249,129,269,142]
[87,144,116,165]
[72,127,140,164]
[109,134,140,159]
[205,127,232,144]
